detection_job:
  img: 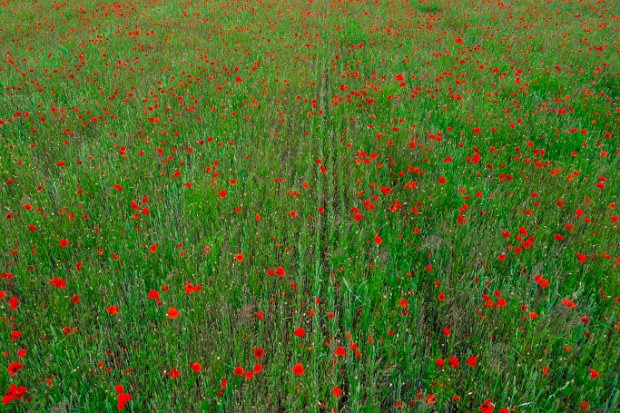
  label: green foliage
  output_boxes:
[0,0,617,412]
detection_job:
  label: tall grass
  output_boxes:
[0,0,618,411]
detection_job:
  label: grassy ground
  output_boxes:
[0,0,618,411]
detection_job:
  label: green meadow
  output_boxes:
[0,0,618,411]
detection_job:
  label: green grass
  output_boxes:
[0,0,618,411]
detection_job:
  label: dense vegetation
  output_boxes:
[0,0,617,411]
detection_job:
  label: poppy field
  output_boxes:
[0,0,618,411]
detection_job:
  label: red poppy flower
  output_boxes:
[168,368,180,378]
[59,239,69,248]
[233,366,245,376]
[292,363,305,376]
[49,277,67,289]
[561,299,576,309]
[480,399,494,413]
[333,387,342,397]
[535,274,549,288]
[117,392,131,411]
[254,348,264,359]
[293,328,306,337]
[234,253,244,262]
[107,306,120,315]
[190,362,202,373]
[7,362,22,376]
[2,384,27,405]
[167,307,180,319]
